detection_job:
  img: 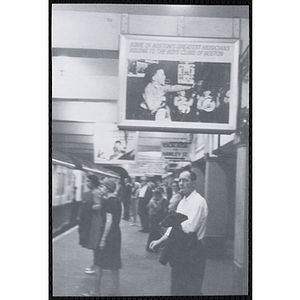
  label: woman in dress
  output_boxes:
[78,174,107,274]
[84,177,122,296]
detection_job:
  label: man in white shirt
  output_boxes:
[150,170,208,295]
[137,176,152,233]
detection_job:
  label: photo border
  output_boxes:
[118,34,240,133]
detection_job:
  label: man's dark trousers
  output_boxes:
[170,239,206,295]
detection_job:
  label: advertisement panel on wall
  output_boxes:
[118,35,239,133]
[94,123,137,164]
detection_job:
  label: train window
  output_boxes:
[55,172,61,195]
[67,171,72,186]
[54,166,66,196]
[81,172,87,195]
[61,173,66,195]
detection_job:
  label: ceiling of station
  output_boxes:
[52,4,249,19]
[51,4,244,175]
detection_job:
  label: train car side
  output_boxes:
[51,161,120,237]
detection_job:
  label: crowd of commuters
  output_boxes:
[78,170,208,296]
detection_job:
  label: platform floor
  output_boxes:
[52,219,239,296]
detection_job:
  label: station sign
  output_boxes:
[129,160,166,176]
[161,141,190,160]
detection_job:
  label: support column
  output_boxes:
[204,157,228,257]
[233,144,249,294]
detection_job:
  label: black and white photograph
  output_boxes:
[94,123,137,164]
[119,35,240,133]
[50,2,251,298]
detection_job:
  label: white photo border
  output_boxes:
[118,34,240,133]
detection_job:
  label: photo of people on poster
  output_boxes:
[126,60,231,124]
[94,124,136,164]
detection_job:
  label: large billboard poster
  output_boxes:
[118,35,239,133]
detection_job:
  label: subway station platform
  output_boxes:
[52,219,238,297]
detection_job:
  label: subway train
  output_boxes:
[51,150,121,237]
[51,150,178,237]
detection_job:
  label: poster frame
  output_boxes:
[118,34,240,133]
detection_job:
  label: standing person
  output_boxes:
[130,181,141,226]
[84,177,122,296]
[116,179,124,213]
[137,176,153,233]
[146,188,168,252]
[168,180,182,212]
[78,175,107,275]
[164,182,173,203]
[215,89,230,123]
[149,170,208,296]
[122,177,132,221]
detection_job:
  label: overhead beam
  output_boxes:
[54,148,93,154]
[52,121,95,135]
[52,98,117,103]
[52,48,119,59]
[52,4,249,19]
[52,101,118,123]
[52,9,248,51]
[53,142,94,150]
[52,134,94,144]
